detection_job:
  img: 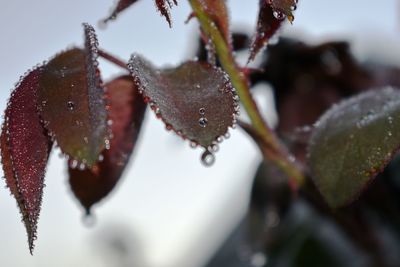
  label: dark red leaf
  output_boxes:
[268,0,298,22]
[102,0,140,24]
[155,0,178,27]
[128,54,238,158]
[199,0,231,48]
[1,68,52,253]
[249,0,298,62]
[38,24,108,167]
[68,76,146,213]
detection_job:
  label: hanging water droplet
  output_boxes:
[98,154,104,162]
[83,137,89,144]
[216,136,224,143]
[67,101,75,111]
[224,132,231,139]
[199,107,206,115]
[82,212,97,227]
[199,117,208,128]
[201,150,215,167]
[388,131,393,137]
[250,252,267,267]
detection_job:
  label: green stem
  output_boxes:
[189,0,304,186]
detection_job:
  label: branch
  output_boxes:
[188,0,304,186]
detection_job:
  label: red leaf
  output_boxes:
[155,0,178,27]
[249,0,298,62]
[128,54,238,162]
[102,0,140,24]
[199,0,231,48]
[1,68,52,253]
[38,24,108,167]
[68,76,146,213]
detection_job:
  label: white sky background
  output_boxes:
[0,1,399,267]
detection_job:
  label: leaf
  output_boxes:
[1,67,52,253]
[155,0,178,27]
[249,0,298,61]
[102,0,140,24]
[199,0,231,48]
[38,24,108,167]
[68,76,146,214]
[308,87,400,208]
[269,0,298,22]
[128,54,238,151]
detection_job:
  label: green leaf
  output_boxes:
[308,87,400,207]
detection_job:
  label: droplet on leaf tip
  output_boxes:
[82,211,96,227]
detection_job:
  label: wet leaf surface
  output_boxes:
[102,0,140,24]
[1,68,52,253]
[69,76,146,213]
[308,87,400,207]
[128,54,238,150]
[38,25,108,167]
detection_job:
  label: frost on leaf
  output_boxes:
[128,54,238,151]
[155,0,178,27]
[38,24,108,167]
[249,0,298,62]
[308,87,400,208]
[69,76,146,214]
[1,68,52,253]
[102,0,140,24]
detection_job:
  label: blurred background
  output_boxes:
[0,1,399,267]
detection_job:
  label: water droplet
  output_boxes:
[199,107,206,115]
[224,132,231,139]
[201,150,215,166]
[67,101,75,111]
[209,144,219,152]
[199,117,208,128]
[83,137,89,144]
[273,10,285,20]
[388,131,393,137]
[189,141,198,148]
[82,212,96,227]
[79,163,86,170]
[250,252,267,267]
[70,159,78,169]
[98,154,104,162]
[104,139,111,150]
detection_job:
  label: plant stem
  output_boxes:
[98,49,129,71]
[188,0,304,186]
